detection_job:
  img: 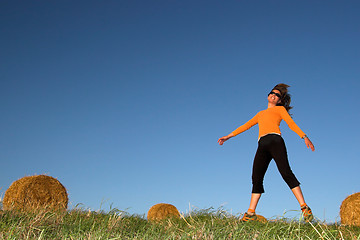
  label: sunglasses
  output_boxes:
[268,91,281,98]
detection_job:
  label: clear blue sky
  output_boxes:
[1,0,359,223]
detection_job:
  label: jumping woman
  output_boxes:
[218,84,315,222]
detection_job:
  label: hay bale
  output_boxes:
[340,192,360,226]
[256,214,267,223]
[147,203,180,221]
[3,175,68,211]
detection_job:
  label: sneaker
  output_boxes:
[240,212,258,222]
[301,205,314,222]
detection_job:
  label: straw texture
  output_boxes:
[340,192,360,226]
[147,203,180,221]
[256,214,268,223]
[3,175,68,211]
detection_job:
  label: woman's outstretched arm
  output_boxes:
[219,113,259,145]
[303,135,315,151]
[218,133,235,145]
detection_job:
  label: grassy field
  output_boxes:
[0,206,359,239]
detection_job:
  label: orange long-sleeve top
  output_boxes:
[231,106,306,139]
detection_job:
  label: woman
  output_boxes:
[218,84,315,222]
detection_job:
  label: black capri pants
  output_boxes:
[252,134,300,193]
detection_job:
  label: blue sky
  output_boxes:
[1,0,359,223]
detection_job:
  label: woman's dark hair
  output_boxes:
[273,83,293,112]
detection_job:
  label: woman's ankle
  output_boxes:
[247,208,256,215]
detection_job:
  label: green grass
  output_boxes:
[0,206,359,239]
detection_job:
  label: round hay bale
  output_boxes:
[256,214,267,223]
[147,203,180,221]
[340,192,360,226]
[3,175,68,211]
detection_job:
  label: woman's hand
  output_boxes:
[304,137,315,151]
[218,134,233,145]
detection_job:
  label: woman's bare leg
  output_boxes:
[291,186,306,206]
[248,193,262,214]
[247,187,306,215]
